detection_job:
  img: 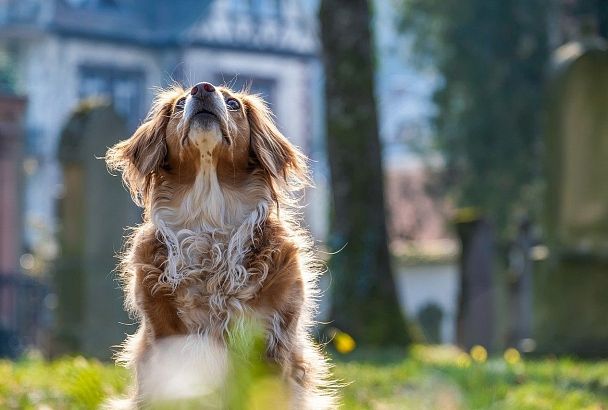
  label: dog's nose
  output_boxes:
[191,82,215,96]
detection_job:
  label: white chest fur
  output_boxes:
[151,156,272,334]
[138,334,229,404]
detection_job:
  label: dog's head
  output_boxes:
[106,82,308,208]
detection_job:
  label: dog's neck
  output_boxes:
[155,168,240,230]
[149,162,272,287]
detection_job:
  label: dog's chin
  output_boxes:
[188,117,223,152]
[188,112,232,147]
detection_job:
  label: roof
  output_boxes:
[49,0,210,45]
[0,0,317,57]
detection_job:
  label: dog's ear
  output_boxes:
[106,97,172,206]
[246,96,310,192]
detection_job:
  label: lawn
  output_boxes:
[1,345,607,409]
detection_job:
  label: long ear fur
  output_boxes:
[106,94,174,207]
[246,95,310,194]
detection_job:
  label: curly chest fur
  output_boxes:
[170,230,278,335]
[132,219,297,340]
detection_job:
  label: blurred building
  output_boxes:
[0,0,320,265]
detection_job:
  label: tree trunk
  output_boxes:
[319,0,412,346]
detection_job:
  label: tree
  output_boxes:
[319,0,412,346]
[399,0,549,237]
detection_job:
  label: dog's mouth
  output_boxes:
[182,108,232,146]
[193,108,219,121]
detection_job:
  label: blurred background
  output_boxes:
[1,0,608,407]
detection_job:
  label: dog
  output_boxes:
[105,82,335,409]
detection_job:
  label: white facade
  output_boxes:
[1,0,322,257]
[395,264,459,343]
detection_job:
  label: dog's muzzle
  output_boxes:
[182,82,231,145]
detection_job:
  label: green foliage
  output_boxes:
[0,49,16,94]
[224,320,289,409]
[399,0,550,236]
[2,346,608,409]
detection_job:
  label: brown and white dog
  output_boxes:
[105,82,335,408]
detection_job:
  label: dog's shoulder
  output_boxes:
[130,223,165,255]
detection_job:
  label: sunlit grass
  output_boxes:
[0,352,127,409]
[335,345,608,409]
[1,345,608,409]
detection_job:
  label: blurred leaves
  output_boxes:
[225,319,288,409]
[0,48,16,94]
[398,0,550,237]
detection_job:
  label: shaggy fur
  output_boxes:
[105,83,335,409]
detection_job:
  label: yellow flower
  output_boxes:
[334,331,356,354]
[504,348,521,365]
[470,345,488,363]
[454,207,480,223]
[455,352,471,368]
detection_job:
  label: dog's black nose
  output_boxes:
[191,82,215,96]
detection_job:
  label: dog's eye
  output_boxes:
[175,97,186,112]
[226,98,240,111]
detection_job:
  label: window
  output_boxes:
[79,66,144,128]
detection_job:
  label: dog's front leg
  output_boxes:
[266,284,334,409]
[265,279,305,378]
[258,268,322,408]
[130,226,187,340]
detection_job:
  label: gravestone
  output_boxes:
[56,100,139,359]
[539,39,608,356]
[417,303,443,344]
[506,218,535,350]
[455,217,495,350]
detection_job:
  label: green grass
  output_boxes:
[335,346,608,409]
[1,346,608,409]
[0,353,126,409]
